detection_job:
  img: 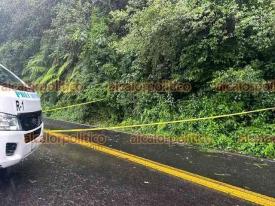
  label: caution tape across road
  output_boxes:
[48,106,275,133]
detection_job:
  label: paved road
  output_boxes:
[2,118,273,206]
[45,118,275,198]
[0,138,251,206]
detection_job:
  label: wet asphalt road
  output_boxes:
[0,139,251,206]
[45,118,275,198]
[1,118,272,205]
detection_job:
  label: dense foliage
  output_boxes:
[0,0,274,157]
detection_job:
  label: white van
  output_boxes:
[0,64,43,169]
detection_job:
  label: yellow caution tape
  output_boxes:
[44,99,105,113]
[48,106,275,133]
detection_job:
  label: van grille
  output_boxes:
[18,111,43,131]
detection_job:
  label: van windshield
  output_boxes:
[0,65,31,91]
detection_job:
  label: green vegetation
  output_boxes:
[0,0,274,158]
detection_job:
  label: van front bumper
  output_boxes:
[0,124,44,168]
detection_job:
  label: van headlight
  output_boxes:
[0,113,21,131]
